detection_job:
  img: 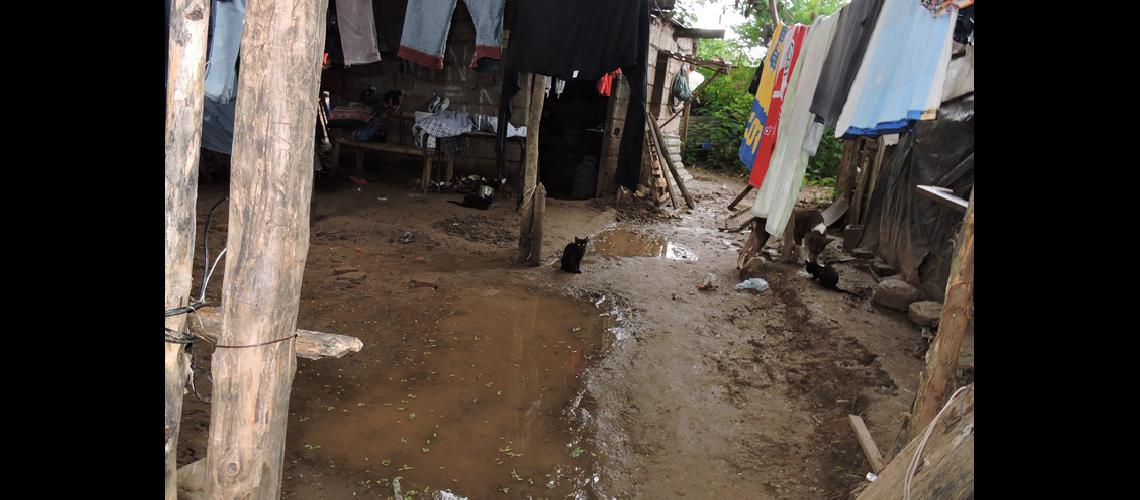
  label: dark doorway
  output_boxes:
[538,80,608,199]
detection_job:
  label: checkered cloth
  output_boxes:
[415,110,475,138]
[437,136,468,158]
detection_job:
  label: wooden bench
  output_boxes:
[331,138,453,191]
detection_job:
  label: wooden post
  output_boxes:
[647,112,695,209]
[529,183,546,267]
[164,1,211,498]
[898,190,974,452]
[203,0,327,498]
[519,74,545,263]
[859,385,974,500]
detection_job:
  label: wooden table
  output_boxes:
[331,138,452,191]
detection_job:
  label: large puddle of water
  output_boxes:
[290,287,615,498]
[589,226,697,261]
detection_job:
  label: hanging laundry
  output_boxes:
[751,14,841,236]
[398,0,506,69]
[497,0,649,191]
[203,0,246,104]
[747,24,808,188]
[335,0,382,66]
[544,77,566,98]
[810,0,886,128]
[738,23,788,171]
[597,69,623,96]
[834,0,957,137]
[324,2,345,66]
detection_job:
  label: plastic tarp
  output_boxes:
[856,95,973,302]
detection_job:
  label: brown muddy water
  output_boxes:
[287,286,618,498]
[589,226,697,261]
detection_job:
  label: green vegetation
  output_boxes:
[679,0,847,186]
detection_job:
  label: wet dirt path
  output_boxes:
[178,167,926,499]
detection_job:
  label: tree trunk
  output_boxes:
[203,0,328,497]
[164,1,211,497]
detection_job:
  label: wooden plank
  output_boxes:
[899,191,974,454]
[187,308,362,360]
[848,415,886,473]
[338,138,437,157]
[165,1,212,498]
[916,185,969,213]
[859,385,974,500]
[674,27,727,39]
[202,0,326,497]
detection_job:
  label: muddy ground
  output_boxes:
[177,161,961,499]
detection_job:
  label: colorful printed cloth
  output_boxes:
[738,23,788,172]
[747,24,808,188]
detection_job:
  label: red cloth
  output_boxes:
[597,68,623,96]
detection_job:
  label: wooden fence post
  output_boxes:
[164,1,211,497]
[203,0,328,497]
[519,74,545,263]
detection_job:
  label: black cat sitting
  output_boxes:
[560,237,588,273]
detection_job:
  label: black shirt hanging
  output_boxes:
[496,0,650,192]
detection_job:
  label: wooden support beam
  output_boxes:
[164,1,211,498]
[519,74,545,264]
[203,0,327,497]
[658,50,733,72]
[187,308,361,360]
[898,190,974,454]
[647,111,695,209]
[674,27,727,39]
[858,385,974,500]
[848,415,886,473]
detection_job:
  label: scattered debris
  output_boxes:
[410,279,439,289]
[377,196,389,202]
[331,266,358,276]
[697,273,718,290]
[349,176,368,185]
[734,278,770,294]
[414,256,428,264]
[396,231,415,244]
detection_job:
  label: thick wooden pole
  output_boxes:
[164,1,211,498]
[529,183,547,266]
[859,385,974,500]
[900,190,974,450]
[204,0,328,498]
[519,74,545,263]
